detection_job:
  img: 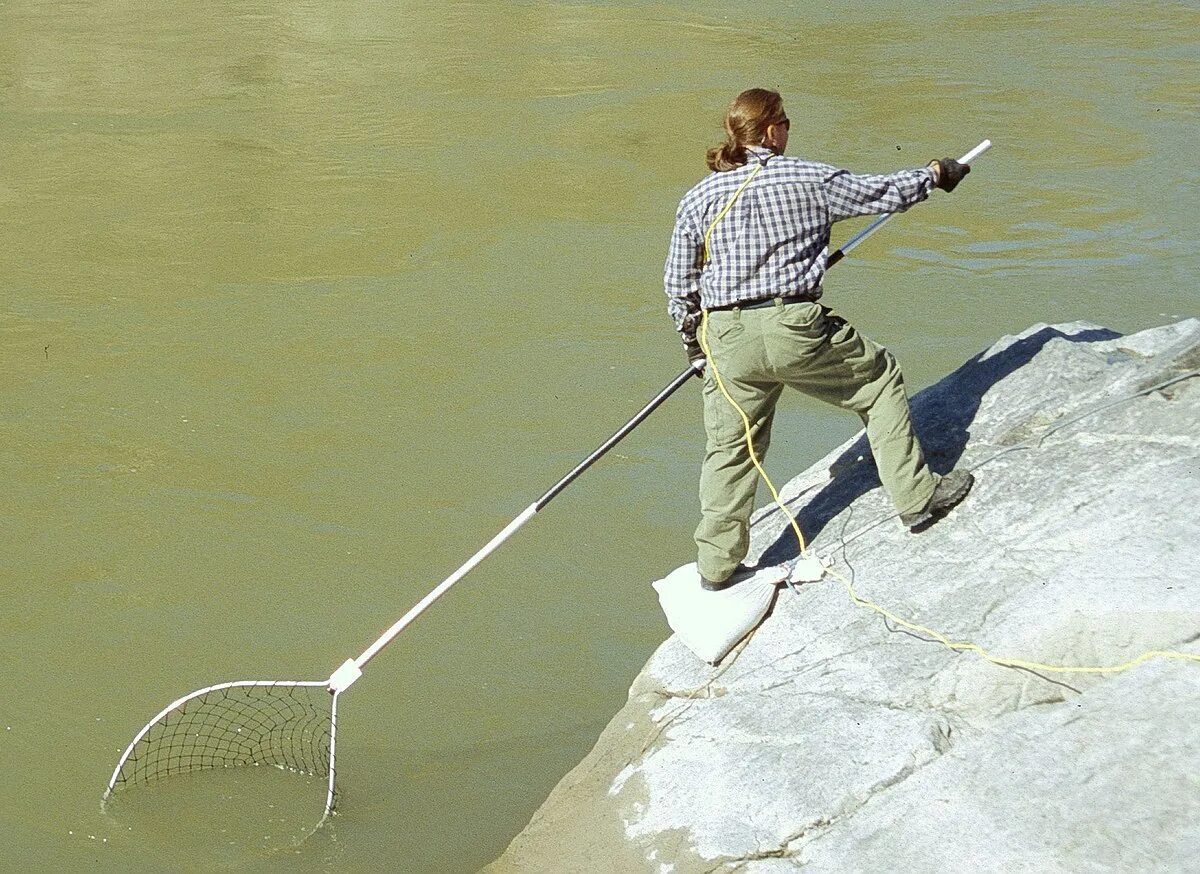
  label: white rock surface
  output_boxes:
[487,321,1200,873]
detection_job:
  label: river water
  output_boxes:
[1,0,1196,870]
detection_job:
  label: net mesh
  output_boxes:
[106,680,335,804]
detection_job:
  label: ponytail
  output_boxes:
[706,141,748,172]
[705,88,785,172]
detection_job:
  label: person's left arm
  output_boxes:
[823,165,936,222]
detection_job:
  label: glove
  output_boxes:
[683,336,707,371]
[929,157,970,193]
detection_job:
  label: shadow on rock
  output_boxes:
[759,325,1121,566]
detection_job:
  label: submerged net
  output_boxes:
[105,680,339,816]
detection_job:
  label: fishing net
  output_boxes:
[104,680,340,817]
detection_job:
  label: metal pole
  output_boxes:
[343,362,704,677]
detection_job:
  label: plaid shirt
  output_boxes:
[664,144,935,344]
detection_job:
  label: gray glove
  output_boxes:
[683,336,706,370]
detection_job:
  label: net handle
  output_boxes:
[330,365,700,691]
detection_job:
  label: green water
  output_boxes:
[1,0,1196,869]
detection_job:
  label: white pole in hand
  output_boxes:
[832,139,992,264]
[958,139,993,165]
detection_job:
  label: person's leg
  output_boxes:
[768,303,936,517]
[695,311,782,583]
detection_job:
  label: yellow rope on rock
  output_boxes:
[697,310,1200,675]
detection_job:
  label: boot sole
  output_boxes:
[903,472,975,532]
[700,564,758,591]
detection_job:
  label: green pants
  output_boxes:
[696,300,936,582]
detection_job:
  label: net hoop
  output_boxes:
[103,679,339,819]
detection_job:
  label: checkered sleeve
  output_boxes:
[664,201,703,344]
[824,166,935,223]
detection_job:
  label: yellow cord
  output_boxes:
[697,310,1200,675]
[701,163,762,265]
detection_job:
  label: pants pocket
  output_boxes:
[704,311,743,344]
[702,371,743,446]
[777,301,826,335]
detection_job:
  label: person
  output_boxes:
[664,87,975,592]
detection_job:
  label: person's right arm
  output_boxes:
[664,202,706,368]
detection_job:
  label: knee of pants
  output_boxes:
[858,348,906,408]
[875,348,901,383]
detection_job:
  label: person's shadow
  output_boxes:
[758,325,1120,565]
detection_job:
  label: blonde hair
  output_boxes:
[706,88,786,172]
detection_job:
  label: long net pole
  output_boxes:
[106,139,992,821]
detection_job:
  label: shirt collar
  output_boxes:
[745,144,776,165]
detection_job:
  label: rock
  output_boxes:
[486,320,1200,874]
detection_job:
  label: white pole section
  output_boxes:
[348,502,541,674]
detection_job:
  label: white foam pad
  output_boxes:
[652,563,788,664]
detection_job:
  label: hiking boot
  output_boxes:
[700,563,757,592]
[900,470,975,531]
